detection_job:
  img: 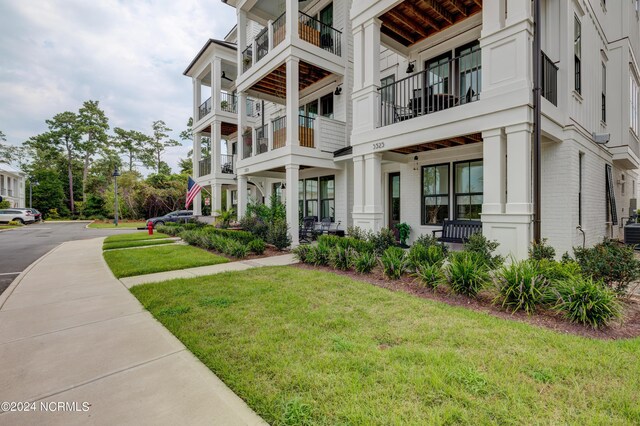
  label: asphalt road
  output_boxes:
[0,222,137,295]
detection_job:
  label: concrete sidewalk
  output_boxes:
[0,238,267,425]
[119,253,298,288]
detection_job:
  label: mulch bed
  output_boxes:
[294,263,640,340]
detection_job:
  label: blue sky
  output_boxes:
[0,0,236,173]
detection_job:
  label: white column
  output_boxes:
[192,78,198,123]
[362,19,381,89]
[351,19,381,134]
[352,155,364,214]
[506,124,532,214]
[267,120,273,151]
[285,57,300,147]
[285,164,300,247]
[212,121,221,174]
[364,153,382,216]
[482,128,506,215]
[267,20,274,50]
[481,0,506,36]
[212,58,222,114]
[226,189,232,211]
[193,134,201,178]
[506,0,532,26]
[212,183,222,216]
[237,10,247,70]
[238,91,247,136]
[285,0,299,44]
[237,174,248,218]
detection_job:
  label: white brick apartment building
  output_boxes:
[185,0,640,259]
[0,164,26,208]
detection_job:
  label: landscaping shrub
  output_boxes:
[330,246,355,271]
[529,238,556,261]
[413,234,449,256]
[239,215,268,241]
[369,228,397,255]
[353,251,376,274]
[414,263,445,289]
[407,244,446,271]
[379,246,408,280]
[495,259,548,314]
[267,218,291,250]
[247,239,266,255]
[573,239,640,294]
[463,233,503,269]
[224,239,249,259]
[306,244,330,266]
[0,200,10,209]
[292,245,312,263]
[7,220,24,226]
[551,276,622,328]
[539,260,582,285]
[317,234,342,248]
[347,226,368,240]
[205,228,255,245]
[395,222,411,246]
[446,252,490,297]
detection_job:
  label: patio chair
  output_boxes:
[299,216,317,243]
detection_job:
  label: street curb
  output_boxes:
[0,243,65,310]
[0,227,22,233]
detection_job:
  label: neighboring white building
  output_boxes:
[186,0,640,258]
[0,164,26,208]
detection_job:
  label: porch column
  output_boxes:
[351,18,381,135]
[212,183,222,216]
[192,78,199,124]
[285,164,300,247]
[193,133,201,178]
[226,189,232,211]
[237,174,248,218]
[212,57,222,114]
[285,0,299,44]
[506,0,532,25]
[192,185,202,216]
[506,124,533,215]
[353,153,383,232]
[238,91,247,156]
[352,155,364,214]
[237,10,247,68]
[211,121,221,174]
[285,57,299,147]
[482,128,506,215]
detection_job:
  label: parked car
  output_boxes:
[146,210,193,228]
[0,209,36,224]
[14,208,42,222]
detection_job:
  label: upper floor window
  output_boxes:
[457,41,482,104]
[631,72,639,136]
[574,16,582,94]
[320,93,334,119]
[380,75,395,103]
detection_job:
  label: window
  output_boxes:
[299,100,318,118]
[631,72,639,135]
[454,160,483,220]
[305,179,318,217]
[320,94,334,118]
[380,74,395,103]
[422,164,449,225]
[602,62,606,123]
[457,41,482,104]
[574,16,581,94]
[320,176,335,221]
[298,180,304,219]
[426,52,452,95]
[578,153,584,226]
[272,182,283,203]
[231,190,237,206]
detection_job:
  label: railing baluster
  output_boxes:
[298,11,341,57]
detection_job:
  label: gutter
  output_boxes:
[533,0,542,243]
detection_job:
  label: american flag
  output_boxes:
[185,176,202,208]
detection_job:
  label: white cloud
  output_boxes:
[0,0,236,174]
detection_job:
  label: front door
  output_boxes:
[388,173,401,234]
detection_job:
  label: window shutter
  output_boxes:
[605,164,618,225]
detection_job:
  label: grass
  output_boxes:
[88,221,147,229]
[131,267,640,425]
[102,239,175,251]
[0,224,21,229]
[104,245,228,278]
[104,232,169,244]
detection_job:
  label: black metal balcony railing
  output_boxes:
[242,131,253,159]
[198,97,212,120]
[378,49,481,127]
[198,157,211,177]
[256,27,269,62]
[256,125,268,154]
[272,12,286,48]
[541,51,558,106]
[272,116,286,149]
[220,92,237,113]
[298,12,341,57]
[242,46,253,73]
[299,115,315,148]
[220,154,234,174]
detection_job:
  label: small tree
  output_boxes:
[142,120,179,174]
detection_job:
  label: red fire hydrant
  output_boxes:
[147,222,154,235]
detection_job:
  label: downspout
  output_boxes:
[533,0,542,243]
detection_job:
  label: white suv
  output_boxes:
[0,209,36,224]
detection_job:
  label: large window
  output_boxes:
[380,74,395,103]
[421,164,449,225]
[574,16,582,94]
[457,42,482,104]
[272,182,283,203]
[320,93,334,119]
[454,160,483,220]
[305,179,318,217]
[320,176,335,221]
[631,72,639,136]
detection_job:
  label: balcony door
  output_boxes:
[423,52,451,113]
[388,173,401,232]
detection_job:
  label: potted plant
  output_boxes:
[395,222,411,248]
[220,100,229,111]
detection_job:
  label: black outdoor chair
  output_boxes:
[299,216,318,243]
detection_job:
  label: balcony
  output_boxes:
[198,97,212,120]
[541,52,558,106]
[198,157,211,177]
[220,92,237,113]
[198,155,235,177]
[378,49,481,127]
[241,11,341,74]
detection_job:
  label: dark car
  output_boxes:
[146,210,193,228]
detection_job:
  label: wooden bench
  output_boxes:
[432,220,482,243]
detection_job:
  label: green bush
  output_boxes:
[267,218,291,250]
[224,239,249,258]
[292,245,312,263]
[407,244,446,271]
[463,233,503,269]
[0,200,10,209]
[353,251,377,274]
[551,276,622,328]
[414,263,445,289]
[239,215,268,241]
[495,259,549,314]
[529,238,556,261]
[346,226,368,240]
[414,234,449,256]
[205,228,255,244]
[307,244,330,266]
[369,228,397,255]
[379,246,407,280]
[539,260,582,285]
[330,246,355,271]
[317,234,342,248]
[395,222,411,245]
[248,239,266,255]
[8,220,24,226]
[446,252,490,297]
[573,239,640,294]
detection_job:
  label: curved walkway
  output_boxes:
[0,238,267,425]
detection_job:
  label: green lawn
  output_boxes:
[104,245,228,278]
[131,267,640,425]
[103,239,175,251]
[88,221,147,229]
[0,224,21,229]
[104,232,169,243]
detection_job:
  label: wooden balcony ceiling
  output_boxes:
[221,122,238,136]
[391,132,482,154]
[250,61,331,98]
[380,0,482,47]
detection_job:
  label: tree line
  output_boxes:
[0,100,194,219]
